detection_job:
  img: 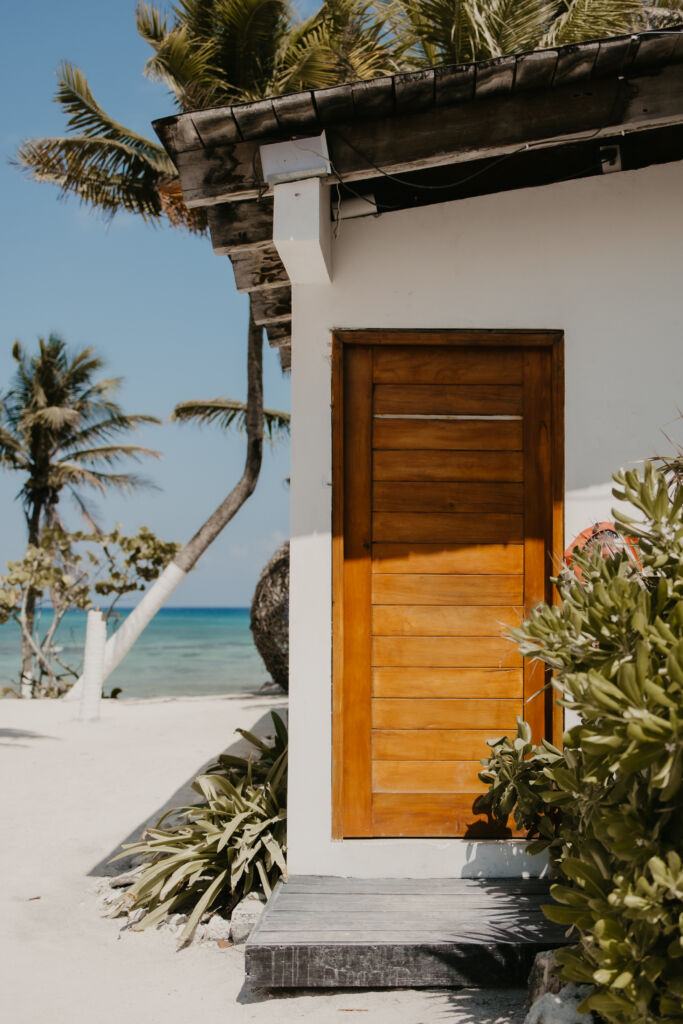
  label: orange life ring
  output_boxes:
[564,522,639,571]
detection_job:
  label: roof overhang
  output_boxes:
[154,29,683,366]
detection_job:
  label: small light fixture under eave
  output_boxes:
[332,195,378,221]
[260,132,331,186]
[600,144,622,174]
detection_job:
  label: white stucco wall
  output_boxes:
[287,160,683,877]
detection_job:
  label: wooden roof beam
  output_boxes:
[250,286,292,327]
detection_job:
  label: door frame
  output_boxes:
[331,329,565,839]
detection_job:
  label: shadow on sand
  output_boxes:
[0,727,60,747]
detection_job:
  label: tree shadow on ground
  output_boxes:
[88,702,286,876]
[439,986,528,1023]
[0,727,60,746]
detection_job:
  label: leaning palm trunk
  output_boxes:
[65,309,264,701]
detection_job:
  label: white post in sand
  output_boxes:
[65,562,187,703]
[79,609,106,722]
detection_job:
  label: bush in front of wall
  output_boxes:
[110,711,287,946]
[478,463,683,1024]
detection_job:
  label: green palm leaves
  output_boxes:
[397,0,650,67]
[15,63,176,222]
[136,0,401,105]
[171,397,290,441]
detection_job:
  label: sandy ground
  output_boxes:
[0,695,528,1024]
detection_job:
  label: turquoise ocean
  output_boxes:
[0,607,267,698]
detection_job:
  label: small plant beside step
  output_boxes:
[109,711,287,947]
[479,464,683,1024]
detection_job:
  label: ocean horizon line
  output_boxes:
[60,605,251,612]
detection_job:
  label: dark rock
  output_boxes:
[250,541,289,692]
[528,950,564,1007]
[525,984,596,1023]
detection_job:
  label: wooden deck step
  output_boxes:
[245,875,567,988]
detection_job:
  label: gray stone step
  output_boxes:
[245,875,568,988]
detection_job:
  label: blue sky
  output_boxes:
[0,0,317,605]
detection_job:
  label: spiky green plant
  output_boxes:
[111,711,288,946]
[478,462,683,1024]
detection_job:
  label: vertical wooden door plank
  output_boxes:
[331,338,344,837]
[522,349,553,744]
[551,340,566,747]
[341,345,374,835]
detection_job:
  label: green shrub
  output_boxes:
[111,711,287,946]
[478,464,683,1024]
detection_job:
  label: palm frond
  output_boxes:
[14,136,171,220]
[487,0,558,56]
[50,463,159,492]
[540,0,642,47]
[136,1,170,45]
[142,26,221,108]
[0,424,29,470]
[640,1,683,28]
[147,0,296,106]
[55,62,168,154]
[59,444,162,467]
[291,0,403,85]
[171,398,290,440]
[22,406,82,430]
[63,413,161,450]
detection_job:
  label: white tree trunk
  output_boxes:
[79,609,107,721]
[65,563,187,703]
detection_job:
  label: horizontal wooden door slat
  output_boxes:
[373,760,487,793]
[372,605,523,637]
[373,668,523,699]
[373,347,523,385]
[371,793,522,838]
[372,698,522,730]
[374,450,523,482]
[373,573,524,605]
[372,543,524,574]
[373,512,523,544]
[372,728,513,760]
[372,636,522,668]
[373,418,522,452]
[374,384,523,416]
[373,481,524,514]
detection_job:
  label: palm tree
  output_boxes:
[0,334,160,695]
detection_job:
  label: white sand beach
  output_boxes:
[1,694,527,1024]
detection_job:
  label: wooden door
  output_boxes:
[332,331,564,839]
